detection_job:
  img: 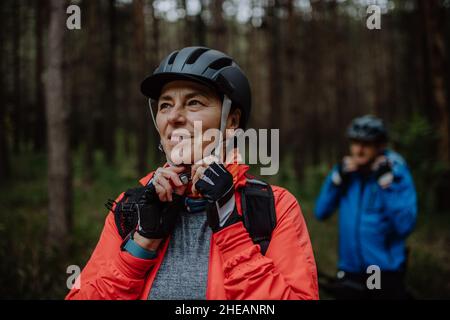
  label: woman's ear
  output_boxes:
[226,108,241,130]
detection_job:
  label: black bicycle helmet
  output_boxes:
[140,46,251,128]
[346,115,388,143]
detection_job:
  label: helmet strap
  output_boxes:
[148,98,178,166]
[219,95,232,134]
[148,98,159,134]
[213,95,232,159]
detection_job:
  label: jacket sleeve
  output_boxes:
[314,167,341,220]
[213,187,319,300]
[382,164,418,238]
[65,193,158,300]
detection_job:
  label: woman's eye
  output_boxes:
[187,99,204,107]
[159,103,171,110]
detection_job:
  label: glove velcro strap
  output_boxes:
[215,185,234,208]
[137,194,184,239]
[137,204,163,237]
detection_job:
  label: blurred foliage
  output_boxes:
[391,113,450,213]
[0,132,157,299]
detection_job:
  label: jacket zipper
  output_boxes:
[355,177,366,271]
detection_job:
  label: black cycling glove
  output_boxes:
[106,183,183,239]
[372,158,394,188]
[195,162,241,233]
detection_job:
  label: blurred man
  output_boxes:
[315,115,417,299]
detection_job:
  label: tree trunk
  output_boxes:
[83,0,102,182]
[12,1,21,154]
[103,0,117,164]
[45,0,72,250]
[196,0,207,46]
[284,0,296,152]
[181,0,193,46]
[304,0,324,166]
[210,0,226,51]
[34,0,47,152]
[149,0,162,165]
[0,1,10,182]
[331,0,349,159]
[267,0,282,131]
[133,0,149,175]
[421,0,449,164]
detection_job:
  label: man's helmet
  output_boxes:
[346,115,388,143]
[140,46,251,129]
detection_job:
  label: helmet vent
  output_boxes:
[167,51,178,65]
[185,48,209,64]
[208,57,232,70]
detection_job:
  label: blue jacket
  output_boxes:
[314,150,417,273]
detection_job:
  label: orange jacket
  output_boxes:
[66,164,319,300]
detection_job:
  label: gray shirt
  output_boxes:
[148,209,212,300]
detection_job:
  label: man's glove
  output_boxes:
[194,162,240,233]
[331,157,356,187]
[106,184,183,239]
[372,156,394,189]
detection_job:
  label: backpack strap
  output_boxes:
[240,178,277,255]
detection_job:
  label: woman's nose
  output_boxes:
[167,103,186,124]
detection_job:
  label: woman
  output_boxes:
[66,47,318,300]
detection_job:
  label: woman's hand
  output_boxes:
[153,165,188,201]
[190,155,219,195]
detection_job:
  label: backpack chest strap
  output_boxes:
[239,178,277,255]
